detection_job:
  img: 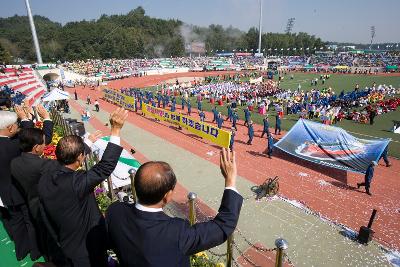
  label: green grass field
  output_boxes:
[146,73,400,158]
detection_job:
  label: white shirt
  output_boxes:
[84,134,120,148]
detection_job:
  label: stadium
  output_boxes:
[0,1,399,267]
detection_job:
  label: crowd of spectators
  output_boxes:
[61,52,400,79]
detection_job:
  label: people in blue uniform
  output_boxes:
[217,113,224,129]
[247,121,254,145]
[244,107,251,127]
[379,145,391,167]
[199,110,205,122]
[275,114,281,135]
[232,110,238,131]
[187,101,192,116]
[264,133,274,158]
[227,104,233,122]
[212,106,218,123]
[261,116,270,138]
[357,161,377,195]
[229,128,236,151]
[181,97,185,111]
[171,100,176,112]
[197,100,202,111]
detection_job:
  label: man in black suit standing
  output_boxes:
[39,108,127,267]
[0,104,53,260]
[106,148,243,267]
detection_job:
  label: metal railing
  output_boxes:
[187,191,290,267]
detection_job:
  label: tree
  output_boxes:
[0,43,12,64]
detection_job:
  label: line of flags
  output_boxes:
[205,44,399,53]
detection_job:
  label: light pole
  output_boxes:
[369,26,375,51]
[257,0,263,54]
[24,0,43,64]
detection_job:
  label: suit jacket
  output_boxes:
[38,142,122,260]
[106,189,243,267]
[0,119,52,207]
[11,153,60,219]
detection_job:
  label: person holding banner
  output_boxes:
[379,145,391,167]
[187,101,192,116]
[171,99,176,112]
[357,161,377,196]
[247,121,254,145]
[157,94,162,108]
[181,97,185,111]
[199,110,205,122]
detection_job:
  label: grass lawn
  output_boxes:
[143,73,400,158]
[0,222,44,267]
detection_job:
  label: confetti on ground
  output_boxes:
[298,172,309,177]
[206,151,214,156]
[318,179,331,186]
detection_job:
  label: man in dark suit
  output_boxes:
[10,127,63,263]
[106,148,243,267]
[38,108,127,267]
[12,126,102,265]
[0,105,53,260]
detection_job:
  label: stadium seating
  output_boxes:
[0,68,47,105]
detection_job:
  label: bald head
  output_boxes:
[134,161,177,206]
[56,135,85,165]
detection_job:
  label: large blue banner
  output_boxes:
[275,119,390,174]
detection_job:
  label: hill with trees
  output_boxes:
[0,6,327,63]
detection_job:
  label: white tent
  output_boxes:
[42,88,70,102]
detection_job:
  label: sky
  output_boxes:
[1,0,399,44]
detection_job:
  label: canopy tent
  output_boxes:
[92,136,141,189]
[41,88,70,102]
[275,119,390,174]
[386,65,398,70]
[333,65,349,69]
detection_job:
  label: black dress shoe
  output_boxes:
[357,183,361,189]
[366,191,372,196]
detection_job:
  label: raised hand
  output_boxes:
[88,130,102,143]
[220,148,237,188]
[109,107,128,136]
[22,99,33,119]
[36,104,50,120]
[14,105,28,120]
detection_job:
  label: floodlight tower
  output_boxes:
[257,0,263,54]
[24,0,43,64]
[285,18,295,34]
[369,26,376,50]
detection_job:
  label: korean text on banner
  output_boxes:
[142,103,231,148]
[103,89,136,111]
